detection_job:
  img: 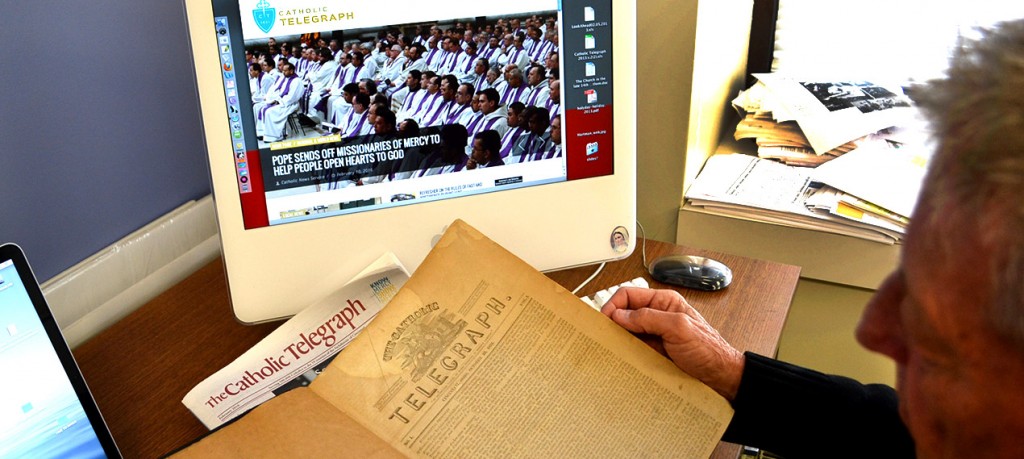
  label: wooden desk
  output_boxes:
[73,239,799,458]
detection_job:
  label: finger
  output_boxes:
[601,287,690,316]
[608,307,686,338]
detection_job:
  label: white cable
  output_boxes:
[571,261,606,295]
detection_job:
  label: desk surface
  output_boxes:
[73,239,799,458]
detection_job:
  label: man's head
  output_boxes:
[249,62,261,78]
[507,101,526,128]
[406,70,422,91]
[350,51,364,67]
[352,92,370,114]
[281,62,295,77]
[550,115,561,145]
[471,92,484,113]
[471,130,501,165]
[341,82,359,104]
[545,50,559,71]
[456,83,474,106]
[317,47,333,63]
[854,20,1024,459]
[373,107,396,134]
[358,78,377,96]
[527,64,545,87]
[440,74,458,101]
[527,106,549,135]
[479,88,500,115]
[549,79,561,104]
[474,58,490,77]
[425,75,441,95]
[486,67,500,85]
[507,67,524,88]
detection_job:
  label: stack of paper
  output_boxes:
[685,145,931,244]
[732,74,915,167]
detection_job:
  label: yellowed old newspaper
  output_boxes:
[309,220,734,458]
[182,253,409,429]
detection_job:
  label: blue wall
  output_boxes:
[0,1,212,281]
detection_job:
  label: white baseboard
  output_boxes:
[43,195,221,348]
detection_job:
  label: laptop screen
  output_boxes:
[0,247,120,458]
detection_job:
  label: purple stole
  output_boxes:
[462,54,476,74]
[545,101,561,124]
[464,113,483,133]
[474,75,486,92]
[345,111,368,138]
[425,100,453,126]
[526,84,546,106]
[416,93,441,119]
[472,115,501,136]
[400,88,421,112]
[424,48,440,68]
[520,134,546,162]
[443,50,462,73]
[535,143,560,161]
[258,76,296,119]
[501,85,527,105]
[509,48,524,66]
[446,104,470,125]
[499,127,525,158]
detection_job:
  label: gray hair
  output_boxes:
[912,19,1024,349]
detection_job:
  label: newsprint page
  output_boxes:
[174,220,733,458]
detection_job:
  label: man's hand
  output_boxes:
[601,287,744,400]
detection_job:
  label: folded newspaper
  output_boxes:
[182,253,410,429]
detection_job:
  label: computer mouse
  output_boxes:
[648,255,732,291]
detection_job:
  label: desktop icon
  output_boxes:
[227,89,237,97]
[585,62,596,77]
[586,141,599,155]
[584,6,595,21]
[240,175,249,183]
[228,96,238,104]
[224,72,235,80]
[226,80,236,89]
[585,89,597,104]
[221,44,231,54]
[235,144,245,151]
[584,34,595,49]
[233,130,242,139]
[223,62,233,72]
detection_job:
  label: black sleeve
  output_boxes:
[721,352,915,459]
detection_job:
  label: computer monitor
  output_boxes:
[183,0,637,323]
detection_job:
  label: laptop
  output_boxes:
[0,243,121,458]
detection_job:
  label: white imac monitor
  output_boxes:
[183,0,636,323]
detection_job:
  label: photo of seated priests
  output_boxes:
[243,12,563,187]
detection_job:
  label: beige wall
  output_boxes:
[636,0,753,242]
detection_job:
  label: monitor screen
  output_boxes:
[0,246,120,458]
[184,0,636,322]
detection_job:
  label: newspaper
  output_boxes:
[182,253,410,429]
[810,140,931,219]
[747,74,914,155]
[171,220,735,458]
[685,154,901,244]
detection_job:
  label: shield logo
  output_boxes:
[253,0,276,34]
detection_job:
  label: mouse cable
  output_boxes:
[636,219,649,271]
